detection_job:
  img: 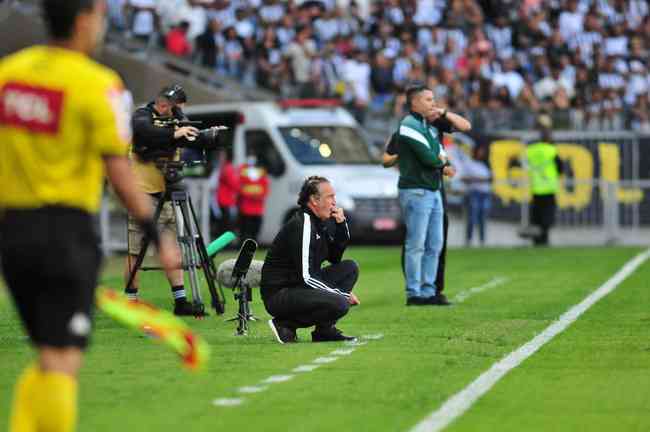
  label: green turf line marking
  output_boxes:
[410,248,650,432]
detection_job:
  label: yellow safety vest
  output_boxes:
[526,142,559,195]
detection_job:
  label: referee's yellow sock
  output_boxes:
[9,364,38,432]
[9,364,78,432]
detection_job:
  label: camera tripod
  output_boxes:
[125,161,225,316]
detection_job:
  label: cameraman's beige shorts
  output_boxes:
[127,195,177,256]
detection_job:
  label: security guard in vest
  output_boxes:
[526,114,564,246]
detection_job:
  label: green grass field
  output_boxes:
[1,246,649,431]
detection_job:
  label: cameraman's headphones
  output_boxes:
[160,84,187,104]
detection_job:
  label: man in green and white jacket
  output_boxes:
[397,85,449,306]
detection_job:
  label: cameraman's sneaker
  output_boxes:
[311,327,356,343]
[268,319,297,344]
[173,300,196,316]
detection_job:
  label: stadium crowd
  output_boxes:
[108,0,650,131]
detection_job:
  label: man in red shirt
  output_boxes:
[165,21,191,57]
[238,152,269,242]
[216,151,239,236]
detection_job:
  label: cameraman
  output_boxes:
[124,85,198,315]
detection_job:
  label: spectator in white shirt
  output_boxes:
[567,12,599,62]
[534,66,575,101]
[342,49,371,124]
[585,87,604,130]
[223,26,244,78]
[183,2,208,43]
[602,88,624,129]
[492,56,525,100]
[603,22,628,58]
[486,15,512,56]
[558,0,583,43]
[156,0,190,35]
[626,0,649,30]
[285,25,317,97]
[234,8,255,39]
[314,10,341,44]
[598,57,625,89]
[385,0,405,26]
[259,0,285,24]
[624,60,649,105]
[128,0,157,43]
[208,2,236,29]
[276,15,296,47]
[413,0,444,26]
[459,145,491,246]
[630,93,650,132]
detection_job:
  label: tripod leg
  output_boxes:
[174,194,205,315]
[188,195,225,314]
[237,284,248,336]
[125,195,166,291]
[225,277,247,334]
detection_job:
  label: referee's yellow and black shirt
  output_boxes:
[0,45,131,214]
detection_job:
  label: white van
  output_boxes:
[184,100,402,245]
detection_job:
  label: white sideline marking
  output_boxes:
[453,277,509,303]
[411,248,650,432]
[293,364,321,372]
[345,340,368,347]
[238,386,267,394]
[212,398,244,407]
[313,356,339,364]
[213,330,380,408]
[330,348,356,356]
[262,375,294,384]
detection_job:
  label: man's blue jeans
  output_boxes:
[466,190,491,244]
[399,188,444,299]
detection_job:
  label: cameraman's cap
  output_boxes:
[159,85,187,104]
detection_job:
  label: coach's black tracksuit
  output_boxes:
[261,208,358,329]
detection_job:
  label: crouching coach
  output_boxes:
[261,176,360,344]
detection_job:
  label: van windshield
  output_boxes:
[279,126,377,165]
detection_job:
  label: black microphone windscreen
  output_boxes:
[231,239,257,279]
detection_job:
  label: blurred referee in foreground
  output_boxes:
[0,1,178,431]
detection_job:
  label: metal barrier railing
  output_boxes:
[99,178,650,253]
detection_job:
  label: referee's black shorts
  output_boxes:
[0,206,102,349]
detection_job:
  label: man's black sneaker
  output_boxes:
[268,319,297,344]
[406,296,428,306]
[311,327,356,342]
[173,300,196,316]
[428,293,452,306]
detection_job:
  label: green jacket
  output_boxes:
[397,112,445,190]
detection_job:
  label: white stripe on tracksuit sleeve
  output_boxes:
[301,213,350,298]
